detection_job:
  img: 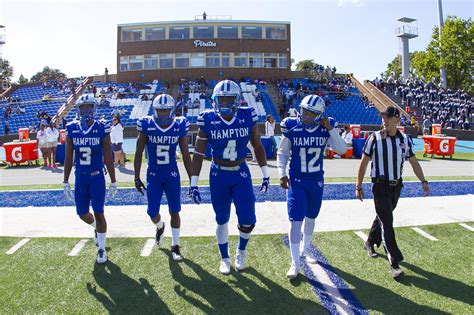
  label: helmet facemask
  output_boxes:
[300,107,323,128]
[154,106,174,126]
[214,95,238,116]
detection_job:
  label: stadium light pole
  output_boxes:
[437,0,447,89]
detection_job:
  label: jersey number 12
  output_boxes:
[299,147,321,173]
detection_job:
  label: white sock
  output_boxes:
[289,242,300,267]
[216,223,229,245]
[171,228,180,246]
[302,217,316,252]
[155,220,164,229]
[97,232,106,251]
[89,217,96,229]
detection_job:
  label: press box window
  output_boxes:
[145,28,165,40]
[234,53,248,67]
[122,28,142,42]
[119,56,129,72]
[129,56,143,71]
[169,27,190,39]
[217,26,238,38]
[249,53,263,68]
[242,26,262,39]
[144,55,158,70]
[194,26,214,38]
[265,26,286,40]
[160,54,173,69]
[206,53,220,67]
[175,53,190,68]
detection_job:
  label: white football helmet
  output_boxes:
[299,95,325,127]
[211,80,241,115]
[152,94,176,126]
[75,94,97,121]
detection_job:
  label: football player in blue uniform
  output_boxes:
[134,94,192,261]
[190,80,270,274]
[277,95,346,278]
[63,94,117,264]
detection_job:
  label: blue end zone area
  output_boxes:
[0,181,472,208]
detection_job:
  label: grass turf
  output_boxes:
[0,222,472,313]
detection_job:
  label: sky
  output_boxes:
[0,0,472,82]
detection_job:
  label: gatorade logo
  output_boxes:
[12,147,22,162]
[439,139,449,153]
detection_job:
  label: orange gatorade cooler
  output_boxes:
[342,147,353,159]
[59,129,67,144]
[18,128,29,141]
[432,124,442,135]
[350,125,361,138]
[397,126,406,133]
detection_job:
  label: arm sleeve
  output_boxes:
[180,118,190,137]
[327,129,347,155]
[277,136,291,178]
[136,118,144,132]
[363,134,375,157]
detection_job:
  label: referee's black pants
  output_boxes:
[368,181,404,266]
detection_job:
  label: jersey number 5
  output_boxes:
[156,145,170,164]
[299,147,321,173]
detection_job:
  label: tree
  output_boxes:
[30,66,67,82]
[0,58,14,82]
[384,52,419,79]
[17,74,29,84]
[295,59,317,71]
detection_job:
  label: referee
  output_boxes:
[355,106,430,279]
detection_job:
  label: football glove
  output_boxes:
[259,177,270,193]
[188,186,201,204]
[108,182,117,199]
[135,178,146,196]
[63,182,74,202]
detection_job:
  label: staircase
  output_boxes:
[363,80,409,119]
[266,83,282,114]
[53,76,93,123]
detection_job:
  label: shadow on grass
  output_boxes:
[87,260,171,314]
[399,262,474,306]
[165,248,323,314]
[331,265,449,314]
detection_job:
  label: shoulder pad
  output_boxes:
[280,117,300,134]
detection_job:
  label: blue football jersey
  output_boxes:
[66,119,111,173]
[280,117,337,178]
[137,115,189,170]
[197,107,258,161]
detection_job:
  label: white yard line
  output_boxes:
[140,239,155,257]
[6,238,30,254]
[354,231,368,241]
[68,239,88,256]
[411,227,439,241]
[306,262,355,315]
[459,223,474,232]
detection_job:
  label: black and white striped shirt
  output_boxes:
[363,130,415,181]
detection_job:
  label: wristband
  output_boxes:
[421,180,428,184]
[260,165,269,178]
[191,175,199,187]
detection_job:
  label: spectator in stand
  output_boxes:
[46,121,59,168]
[288,104,298,117]
[410,116,416,126]
[110,115,125,167]
[28,123,36,133]
[37,121,48,167]
[4,120,10,135]
[265,115,277,158]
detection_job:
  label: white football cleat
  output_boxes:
[390,266,404,279]
[235,249,247,271]
[96,249,108,264]
[286,263,300,279]
[219,258,231,275]
[171,245,183,262]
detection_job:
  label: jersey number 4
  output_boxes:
[223,140,237,161]
[299,147,321,173]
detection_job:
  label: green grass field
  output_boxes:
[1,222,472,314]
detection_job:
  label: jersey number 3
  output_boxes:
[79,147,92,165]
[299,147,321,173]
